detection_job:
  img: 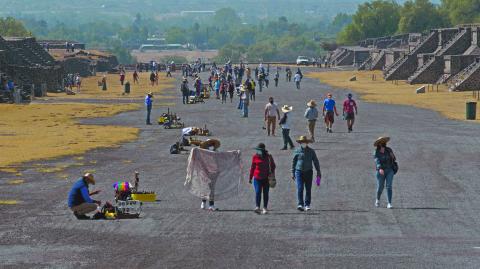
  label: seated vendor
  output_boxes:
[67,173,101,220]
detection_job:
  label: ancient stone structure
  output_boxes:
[38,40,86,50]
[52,50,119,77]
[0,36,64,96]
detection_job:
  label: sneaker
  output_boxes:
[297,205,304,212]
[208,206,217,211]
[304,206,311,211]
[262,208,268,214]
[375,199,380,207]
[280,147,287,150]
[201,201,206,209]
[387,203,393,209]
[254,207,261,214]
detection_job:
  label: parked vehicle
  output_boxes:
[296,56,310,66]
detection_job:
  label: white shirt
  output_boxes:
[281,112,291,129]
[265,102,279,117]
[294,73,301,82]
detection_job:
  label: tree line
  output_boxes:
[337,0,480,45]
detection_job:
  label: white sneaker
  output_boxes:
[297,205,304,212]
[387,203,393,209]
[201,201,206,209]
[254,207,261,214]
[304,206,311,211]
[375,200,380,207]
[262,208,268,214]
[208,206,216,211]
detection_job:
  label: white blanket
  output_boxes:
[185,148,243,201]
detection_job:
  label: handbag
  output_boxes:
[267,155,276,188]
[388,148,399,175]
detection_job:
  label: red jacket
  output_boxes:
[249,153,275,180]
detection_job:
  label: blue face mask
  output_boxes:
[256,150,264,155]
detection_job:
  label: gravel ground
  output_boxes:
[1,69,480,268]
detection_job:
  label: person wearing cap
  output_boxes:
[304,100,319,142]
[374,137,397,209]
[279,105,294,150]
[145,92,153,125]
[292,136,321,211]
[343,93,358,132]
[322,93,339,133]
[180,77,190,105]
[249,143,276,214]
[264,97,281,136]
[67,173,101,220]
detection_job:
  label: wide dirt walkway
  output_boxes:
[1,69,480,268]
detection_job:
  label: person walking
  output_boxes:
[240,85,249,117]
[264,97,280,136]
[374,137,397,209]
[274,70,279,87]
[181,77,190,105]
[101,75,107,91]
[322,93,339,133]
[304,100,319,142]
[145,92,153,125]
[292,136,321,211]
[294,72,302,89]
[249,143,276,214]
[343,93,358,133]
[249,79,256,101]
[279,105,294,150]
[228,80,235,103]
[133,70,139,84]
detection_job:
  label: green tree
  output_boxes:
[337,0,401,44]
[398,0,446,33]
[440,0,480,25]
[0,17,31,37]
[165,27,187,44]
[212,8,241,29]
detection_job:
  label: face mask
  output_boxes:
[256,150,264,155]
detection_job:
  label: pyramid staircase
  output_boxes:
[448,59,480,91]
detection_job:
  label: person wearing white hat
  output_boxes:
[67,173,101,220]
[374,137,397,209]
[240,84,249,117]
[304,100,319,142]
[279,105,294,150]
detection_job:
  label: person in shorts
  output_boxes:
[322,93,339,133]
[343,93,358,132]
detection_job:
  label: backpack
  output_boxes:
[170,143,180,154]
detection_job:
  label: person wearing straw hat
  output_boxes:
[249,143,276,214]
[292,136,321,211]
[373,137,397,209]
[322,93,339,133]
[145,92,153,125]
[280,105,295,150]
[304,100,319,142]
[67,173,101,220]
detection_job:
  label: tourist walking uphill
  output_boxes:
[343,93,358,133]
[145,92,153,125]
[292,136,321,211]
[280,105,295,150]
[304,100,319,142]
[249,143,276,214]
[323,93,339,133]
[374,137,398,209]
[294,72,302,89]
[264,97,281,136]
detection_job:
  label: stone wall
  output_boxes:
[445,55,477,76]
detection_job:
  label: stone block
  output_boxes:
[416,86,426,94]
[349,76,357,81]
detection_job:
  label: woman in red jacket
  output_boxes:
[249,143,276,214]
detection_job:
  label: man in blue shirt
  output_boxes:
[145,92,153,125]
[67,173,101,219]
[292,136,321,211]
[322,93,339,133]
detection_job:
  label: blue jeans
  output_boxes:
[295,170,313,207]
[182,94,189,104]
[253,178,269,208]
[238,99,243,110]
[146,106,152,124]
[243,103,248,117]
[376,168,394,203]
[282,128,294,148]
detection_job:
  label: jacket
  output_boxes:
[374,147,395,170]
[67,178,94,207]
[249,153,275,180]
[304,107,319,121]
[292,146,321,175]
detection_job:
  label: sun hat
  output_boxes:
[281,105,293,113]
[240,85,246,92]
[83,173,95,185]
[307,100,317,107]
[296,135,313,144]
[374,137,390,147]
[255,143,266,151]
[147,92,153,96]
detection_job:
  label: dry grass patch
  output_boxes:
[46,72,175,100]
[0,200,19,205]
[0,103,139,172]
[307,71,480,122]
